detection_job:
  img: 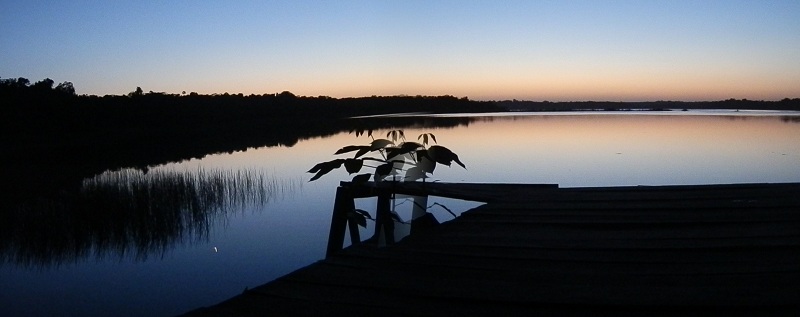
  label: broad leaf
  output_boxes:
[374,162,394,181]
[390,159,405,174]
[405,166,427,181]
[308,159,345,181]
[369,139,394,151]
[344,158,363,174]
[335,145,369,155]
[351,173,371,183]
[400,141,423,152]
[417,155,436,174]
[355,147,370,158]
[307,159,344,173]
[347,210,367,228]
[354,208,373,220]
[384,146,403,160]
[386,141,423,160]
[427,145,466,169]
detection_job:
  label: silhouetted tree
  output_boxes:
[129,86,144,97]
[31,78,55,92]
[278,91,296,99]
[16,77,30,87]
[55,81,76,95]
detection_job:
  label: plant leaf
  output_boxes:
[418,133,437,145]
[417,155,436,174]
[354,208,373,220]
[400,142,423,152]
[344,158,363,174]
[370,139,394,151]
[405,166,426,181]
[427,145,465,168]
[347,210,367,228]
[384,146,402,160]
[352,173,371,183]
[335,145,369,155]
[386,141,423,160]
[307,159,345,181]
[390,211,404,223]
[452,155,466,169]
[390,159,405,174]
[374,162,394,181]
[307,159,344,173]
[355,147,370,158]
[386,130,406,142]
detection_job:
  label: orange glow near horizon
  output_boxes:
[191,67,800,102]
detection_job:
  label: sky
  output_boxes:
[2,0,799,101]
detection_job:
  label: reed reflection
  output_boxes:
[0,168,300,268]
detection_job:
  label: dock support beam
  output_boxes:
[374,190,395,246]
[326,186,355,257]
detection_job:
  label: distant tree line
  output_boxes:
[3,76,798,191]
[2,77,500,151]
[1,77,497,201]
[494,98,800,112]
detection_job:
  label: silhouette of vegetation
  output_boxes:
[494,98,800,112]
[2,76,799,244]
[0,168,299,268]
[1,77,494,218]
[308,129,465,183]
[2,76,798,268]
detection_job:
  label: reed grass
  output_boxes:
[1,168,301,268]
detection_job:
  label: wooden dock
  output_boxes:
[182,182,800,316]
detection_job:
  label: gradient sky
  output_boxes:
[2,0,799,101]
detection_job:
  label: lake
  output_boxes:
[2,110,799,316]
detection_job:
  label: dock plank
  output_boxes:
[181,183,800,316]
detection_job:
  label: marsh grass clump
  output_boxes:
[1,167,300,268]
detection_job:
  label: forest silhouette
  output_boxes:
[3,76,800,190]
[2,77,799,268]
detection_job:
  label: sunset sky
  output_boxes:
[2,1,799,101]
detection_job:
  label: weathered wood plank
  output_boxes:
[181,182,800,316]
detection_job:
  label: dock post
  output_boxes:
[346,209,361,245]
[374,190,395,246]
[326,186,354,258]
[410,195,435,235]
[411,195,428,219]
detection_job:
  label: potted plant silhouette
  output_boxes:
[307,129,465,183]
[311,130,467,252]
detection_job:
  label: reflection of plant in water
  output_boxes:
[0,168,300,268]
[308,129,466,183]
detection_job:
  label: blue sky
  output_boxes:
[2,0,799,101]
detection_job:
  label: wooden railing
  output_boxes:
[325,181,558,257]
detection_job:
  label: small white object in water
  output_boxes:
[213,247,218,253]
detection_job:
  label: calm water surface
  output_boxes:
[2,111,799,316]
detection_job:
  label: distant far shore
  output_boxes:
[492,99,800,112]
[2,76,799,200]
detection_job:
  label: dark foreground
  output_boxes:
[182,182,800,316]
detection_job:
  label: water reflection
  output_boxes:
[0,168,300,268]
